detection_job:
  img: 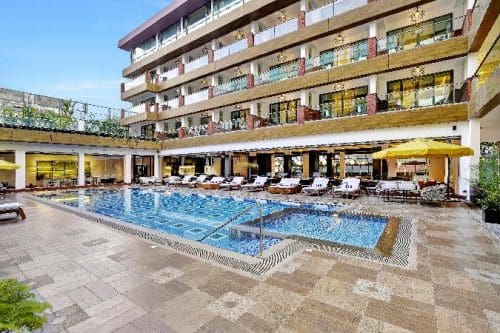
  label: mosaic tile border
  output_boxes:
[28,192,417,275]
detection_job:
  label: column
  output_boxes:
[368,22,377,59]
[297,91,310,124]
[124,153,132,184]
[459,119,480,200]
[463,52,479,101]
[15,150,26,190]
[154,154,161,179]
[367,75,378,115]
[463,0,474,33]
[302,153,310,178]
[78,153,85,187]
[155,121,165,138]
[339,151,346,179]
[298,45,308,76]
[179,85,186,106]
[180,17,185,36]
[224,156,231,177]
[298,0,307,29]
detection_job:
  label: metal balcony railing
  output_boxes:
[305,0,367,26]
[255,62,299,86]
[124,74,146,91]
[185,55,209,73]
[254,17,298,45]
[185,89,209,105]
[215,38,248,61]
[213,77,247,97]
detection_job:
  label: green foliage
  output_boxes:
[474,145,500,211]
[0,279,51,332]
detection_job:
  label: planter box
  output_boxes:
[483,209,500,224]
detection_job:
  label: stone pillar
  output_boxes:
[208,86,214,99]
[367,93,377,115]
[208,121,216,135]
[298,58,306,76]
[154,103,159,113]
[15,150,26,190]
[178,95,185,107]
[298,11,306,29]
[124,154,132,184]
[339,151,346,179]
[463,9,473,34]
[154,154,160,179]
[367,37,377,58]
[178,127,187,139]
[247,33,254,48]
[207,49,214,63]
[145,103,151,113]
[246,113,255,130]
[246,74,254,88]
[78,153,85,187]
[178,62,185,76]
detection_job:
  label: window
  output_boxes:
[140,124,155,138]
[214,0,239,14]
[387,71,453,109]
[269,99,299,125]
[319,86,368,118]
[319,40,368,68]
[200,116,211,125]
[159,23,179,44]
[186,5,209,28]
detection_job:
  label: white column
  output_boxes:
[250,21,258,34]
[466,0,474,10]
[211,39,217,50]
[465,52,479,80]
[180,156,186,165]
[249,61,258,75]
[154,154,160,179]
[155,121,165,133]
[181,54,187,65]
[180,84,187,96]
[369,22,377,38]
[369,75,377,94]
[459,119,481,200]
[180,17,185,35]
[300,0,307,11]
[249,102,258,115]
[15,150,26,190]
[211,110,220,122]
[124,154,132,184]
[300,92,308,106]
[300,44,308,58]
[181,116,189,127]
[78,153,85,186]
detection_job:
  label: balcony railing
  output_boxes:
[185,55,209,73]
[381,84,455,111]
[160,67,179,81]
[185,89,209,105]
[130,103,148,114]
[186,124,209,137]
[215,38,248,61]
[255,62,299,86]
[214,118,247,132]
[214,77,247,97]
[306,41,367,74]
[124,74,146,90]
[161,97,179,110]
[255,17,298,45]
[314,96,368,120]
[306,0,367,26]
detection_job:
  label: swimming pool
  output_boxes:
[37,188,389,257]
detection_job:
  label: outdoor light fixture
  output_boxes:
[234,66,243,75]
[175,59,181,65]
[200,78,208,85]
[333,83,345,91]
[410,7,425,23]
[276,52,286,62]
[333,34,345,46]
[201,46,209,55]
[175,88,181,96]
[235,105,242,110]
[410,66,425,77]
[235,30,246,41]
[277,11,287,23]
[278,94,285,102]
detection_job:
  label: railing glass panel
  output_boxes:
[124,74,145,90]
[185,55,209,72]
[255,62,299,86]
[185,89,209,105]
[214,77,247,96]
[215,38,248,61]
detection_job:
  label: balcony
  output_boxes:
[185,55,209,73]
[185,124,209,137]
[305,0,367,26]
[130,103,149,114]
[124,74,146,90]
[213,118,247,133]
[214,77,247,97]
[306,41,368,74]
[185,89,209,105]
[380,84,457,112]
[160,67,179,81]
[254,17,298,45]
[255,62,299,86]
[161,97,180,110]
[314,96,368,120]
[215,38,248,61]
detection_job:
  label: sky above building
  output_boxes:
[0,1,171,109]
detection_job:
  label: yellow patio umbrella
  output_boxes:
[0,159,21,171]
[372,139,474,159]
[372,138,474,198]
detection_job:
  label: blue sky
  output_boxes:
[0,1,171,109]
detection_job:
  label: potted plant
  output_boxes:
[473,145,500,223]
[0,278,51,332]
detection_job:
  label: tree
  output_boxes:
[0,279,51,332]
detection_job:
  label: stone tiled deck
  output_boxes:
[0,189,499,332]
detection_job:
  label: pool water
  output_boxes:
[38,189,387,256]
[255,210,388,249]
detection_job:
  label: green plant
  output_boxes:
[0,278,51,332]
[474,145,500,211]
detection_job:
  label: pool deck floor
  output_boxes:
[1,187,499,332]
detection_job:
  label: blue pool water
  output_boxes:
[38,189,387,256]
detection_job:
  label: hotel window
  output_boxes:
[186,5,209,29]
[140,124,155,139]
[159,23,179,44]
[269,99,299,125]
[319,86,368,118]
[387,14,452,53]
[387,71,453,110]
[319,40,368,69]
[200,116,211,125]
[214,0,239,14]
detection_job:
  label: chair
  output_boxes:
[302,177,329,196]
[0,202,26,220]
[219,177,245,191]
[139,176,160,185]
[164,176,181,185]
[268,178,302,194]
[170,175,195,186]
[332,178,361,198]
[241,176,268,191]
[198,176,225,189]
[186,175,207,187]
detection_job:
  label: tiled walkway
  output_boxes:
[0,190,499,332]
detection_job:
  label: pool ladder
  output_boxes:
[198,201,265,257]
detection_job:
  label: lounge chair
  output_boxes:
[302,177,329,196]
[268,178,301,194]
[186,175,207,187]
[219,176,245,191]
[139,176,160,185]
[170,175,195,186]
[0,202,26,220]
[198,176,225,189]
[333,178,361,198]
[164,176,181,185]
[241,176,268,191]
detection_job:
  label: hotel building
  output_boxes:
[1,0,498,198]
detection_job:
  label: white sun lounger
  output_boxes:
[219,177,245,190]
[186,175,207,187]
[0,202,26,220]
[139,176,161,185]
[302,177,329,196]
[333,178,361,198]
[241,176,268,191]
